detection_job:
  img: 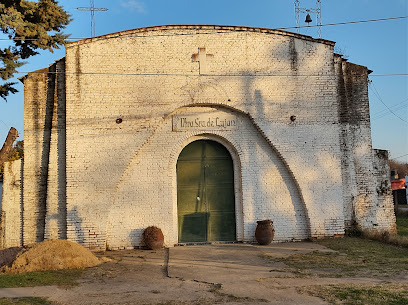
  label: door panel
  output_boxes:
[177,162,203,186]
[178,212,207,242]
[177,140,236,243]
[208,212,236,241]
[205,160,234,185]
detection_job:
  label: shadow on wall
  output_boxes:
[67,206,84,244]
[179,212,208,243]
[129,228,146,248]
[241,72,311,239]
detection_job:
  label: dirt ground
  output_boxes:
[0,243,407,304]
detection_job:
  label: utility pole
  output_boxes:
[295,0,322,38]
[77,0,108,38]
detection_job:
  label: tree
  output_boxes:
[0,127,21,180]
[0,0,71,100]
[390,160,408,178]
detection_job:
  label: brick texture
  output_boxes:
[10,25,395,250]
[0,160,22,248]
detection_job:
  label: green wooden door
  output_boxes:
[177,140,236,243]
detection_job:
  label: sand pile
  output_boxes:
[1,240,101,273]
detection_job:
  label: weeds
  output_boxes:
[0,269,83,288]
[396,215,408,236]
[265,237,408,278]
[300,283,408,305]
[345,215,408,248]
[0,298,56,305]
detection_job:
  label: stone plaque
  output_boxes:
[172,114,238,131]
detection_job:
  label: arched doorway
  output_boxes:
[177,140,236,243]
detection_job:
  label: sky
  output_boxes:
[0,0,407,163]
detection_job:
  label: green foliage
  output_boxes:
[0,268,83,288]
[390,160,408,178]
[0,140,23,180]
[396,215,408,236]
[0,297,56,305]
[0,0,71,100]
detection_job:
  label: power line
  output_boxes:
[278,15,408,30]
[372,98,408,120]
[369,83,408,124]
[0,120,9,130]
[0,16,407,42]
[370,74,408,77]
[11,70,408,78]
[372,98,408,116]
[391,153,408,160]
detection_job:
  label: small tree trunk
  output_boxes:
[0,127,18,166]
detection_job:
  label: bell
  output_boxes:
[305,13,312,24]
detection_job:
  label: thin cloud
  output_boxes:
[120,0,147,14]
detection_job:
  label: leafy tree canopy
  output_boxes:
[0,140,23,180]
[0,0,71,100]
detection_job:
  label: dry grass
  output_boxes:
[265,237,408,278]
[299,283,408,305]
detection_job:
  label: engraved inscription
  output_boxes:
[173,114,238,131]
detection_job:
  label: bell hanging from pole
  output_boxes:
[305,13,312,24]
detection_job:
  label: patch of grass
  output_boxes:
[396,215,408,236]
[0,297,56,305]
[0,269,84,288]
[266,237,408,278]
[300,283,408,305]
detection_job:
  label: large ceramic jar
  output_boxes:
[142,226,164,250]
[255,220,274,245]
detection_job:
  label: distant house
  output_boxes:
[391,170,406,190]
[391,170,407,205]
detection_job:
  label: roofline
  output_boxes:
[66,24,336,48]
[18,57,66,83]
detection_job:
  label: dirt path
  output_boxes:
[1,243,406,304]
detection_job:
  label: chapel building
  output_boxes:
[0,25,396,250]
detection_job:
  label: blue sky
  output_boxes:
[1,0,407,162]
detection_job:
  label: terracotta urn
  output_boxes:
[142,226,164,250]
[255,220,274,245]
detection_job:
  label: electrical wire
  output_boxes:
[370,74,408,77]
[0,16,406,42]
[277,16,408,30]
[10,70,408,78]
[372,98,408,120]
[9,71,350,76]
[392,153,408,160]
[369,83,408,124]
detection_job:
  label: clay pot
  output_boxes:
[142,226,164,250]
[255,220,274,245]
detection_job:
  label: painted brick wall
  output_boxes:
[15,25,395,250]
[64,26,346,250]
[44,59,67,240]
[0,159,22,248]
[372,149,396,233]
[336,57,395,232]
[22,67,49,244]
[23,59,67,244]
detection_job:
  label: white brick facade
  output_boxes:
[1,25,396,250]
[0,160,22,248]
